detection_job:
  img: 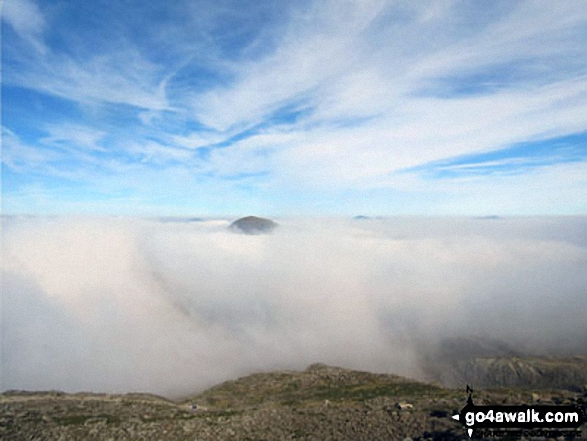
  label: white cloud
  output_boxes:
[375,160,587,215]
[178,0,587,188]
[124,140,194,164]
[171,131,228,149]
[41,123,107,152]
[5,38,170,111]
[2,0,586,214]
[2,216,586,396]
[2,128,62,172]
[188,0,391,131]
[2,0,47,53]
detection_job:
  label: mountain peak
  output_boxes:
[229,216,278,235]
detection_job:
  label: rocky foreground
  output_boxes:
[2,363,586,440]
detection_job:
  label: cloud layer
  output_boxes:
[2,216,586,398]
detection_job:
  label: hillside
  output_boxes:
[2,362,586,440]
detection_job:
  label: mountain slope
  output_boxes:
[2,362,585,440]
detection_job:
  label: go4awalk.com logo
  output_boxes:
[451,386,584,438]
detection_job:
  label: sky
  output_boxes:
[2,0,587,216]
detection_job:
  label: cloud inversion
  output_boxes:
[2,216,586,398]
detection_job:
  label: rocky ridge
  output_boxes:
[435,355,587,391]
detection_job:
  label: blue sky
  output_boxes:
[2,0,587,216]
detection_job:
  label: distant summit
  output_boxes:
[229,216,278,235]
[474,215,502,220]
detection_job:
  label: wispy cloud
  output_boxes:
[6,50,170,111]
[41,123,107,152]
[2,0,586,214]
[2,128,60,173]
[2,0,47,54]
[408,132,587,179]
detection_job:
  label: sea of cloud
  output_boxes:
[2,216,586,398]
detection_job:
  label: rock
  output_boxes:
[397,402,413,410]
